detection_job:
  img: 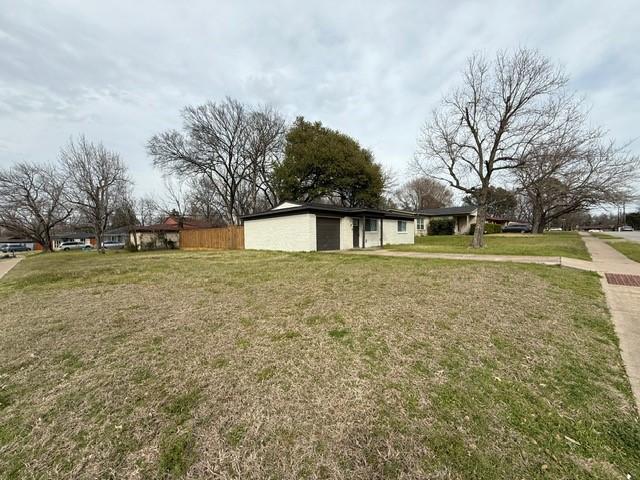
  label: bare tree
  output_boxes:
[148,98,286,225]
[136,195,160,226]
[414,48,569,247]
[187,176,226,223]
[0,162,72,251]
[244,105,287,211]
[394,177,454,211]
[517,138,640,232]
[61,136,129,250]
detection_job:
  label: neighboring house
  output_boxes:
[242,202,416,252]
[51,232,96,249]
[0,237,40,251]
[403,206,509,235]
[102,227,129,244]
[104,215,215,249]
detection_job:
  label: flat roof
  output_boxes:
[416,206,477,216]
[242,203,416,221]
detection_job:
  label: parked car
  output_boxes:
[588,229,603,233]
[620,225,634,232]
[102,241,125,249]
[0,244,32,253]
[56,241,93,251]
[502,223,532,233]
[548,227,563,232]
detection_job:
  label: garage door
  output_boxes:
[316,217,340,251]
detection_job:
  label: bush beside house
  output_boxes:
[427,218,455,235]
[469,223,502,235]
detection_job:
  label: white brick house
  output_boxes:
[242,202,415,252]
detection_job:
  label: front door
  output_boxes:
[352,219,360,248]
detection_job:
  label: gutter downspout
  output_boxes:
[361,215,365,248]
[380,216,384,248]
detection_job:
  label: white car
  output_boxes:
[57,241,93,251]
[102,241,125,249]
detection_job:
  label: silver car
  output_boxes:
[57,241,93,251]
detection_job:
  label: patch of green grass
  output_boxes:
[591,232,619,239]
[328,328,351,340]
[389,232,591,259]
[256,366,276,381]
[164,389,201,425]
[225,425,247,446]
[158,429,196,478]
[606,240,640,263]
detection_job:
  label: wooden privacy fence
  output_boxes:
[179,226,244,250]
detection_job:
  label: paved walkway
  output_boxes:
[0,256,22,280]
[341,248,596,271]
[580,233,640,413]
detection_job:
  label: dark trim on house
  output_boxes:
[241,203,416,221]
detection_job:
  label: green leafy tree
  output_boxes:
[274,117,384,207]
[626,211,640,230]
[462,186,518,218]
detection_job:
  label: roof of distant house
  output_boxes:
[162,215,216,229]
[416,206,478,216]
[51,231,96,239]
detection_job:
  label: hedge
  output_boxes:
[428,218,455,235]
[469,223,502,235]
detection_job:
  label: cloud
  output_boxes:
[0,0,638,196]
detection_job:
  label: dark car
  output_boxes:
[502,223,532,233]
[0,244,32,253]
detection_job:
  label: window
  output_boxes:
[364,218,378,232]
[397,220,407,232]
[416,218,425,230]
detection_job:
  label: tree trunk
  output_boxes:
[531,198,546,234]
[471,188,489,248]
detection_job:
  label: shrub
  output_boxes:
[428,218,455,235]
[469,223,502,235]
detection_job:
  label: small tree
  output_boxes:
[0,162,72,251]
[394,177,453,210]
[61,136,129,251]
[414,48,569,247]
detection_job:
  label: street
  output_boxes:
[609,231,640,243]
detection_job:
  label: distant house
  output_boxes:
[105,215,216,249]
[0,236,41,251]
[404,206,509,235]
[242,202,415,252]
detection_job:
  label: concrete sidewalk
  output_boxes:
[580,233,640,413]
[340,248,596,271]
[0,256,22,280]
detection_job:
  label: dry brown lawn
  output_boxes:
[0,250,638,479]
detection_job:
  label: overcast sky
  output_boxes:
[1,0,638,203]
